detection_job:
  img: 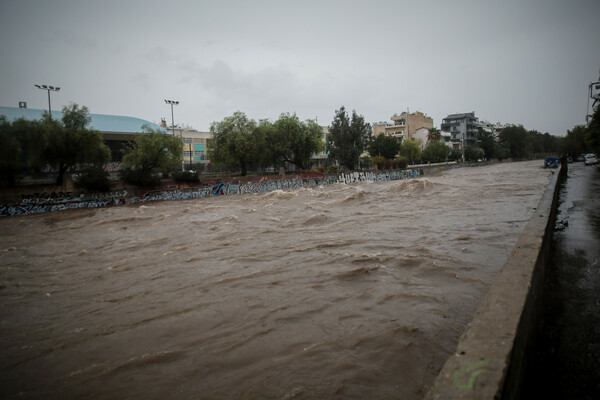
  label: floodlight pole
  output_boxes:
[34,84,60,117]
[164,99,179,135]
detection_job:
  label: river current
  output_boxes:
[0,161,552,399]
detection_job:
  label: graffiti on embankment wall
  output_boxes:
[1,169,423,217]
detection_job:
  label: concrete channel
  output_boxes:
[425,164,566,400]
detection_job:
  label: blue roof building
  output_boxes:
[0,106,169,161]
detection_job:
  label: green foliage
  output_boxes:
[324,165,338,174]
[449,148,463,161]
[422,141,451,163]
[264,113,324,170]
[327,106,372,170]
[122,125,183,173]
[495,145,511,160]
[561,125,590,156]
[464,145,485,161]
[367,133,400,159]
[0,116,23,187]
[208,111,260,176]
[172,170,200,184]
[74,167,112,192]
[585,106,600,155]
[427,127,442,142]
[498,126,530,159]
[394,156,408,169]
[120,168,161,187]
[371,155,386,169]
[477,129,497,159]
[400,139,422,164]
[42,104,110,185]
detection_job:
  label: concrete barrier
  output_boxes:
[425,165,566,400]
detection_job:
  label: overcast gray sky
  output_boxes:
[1,0,598,135]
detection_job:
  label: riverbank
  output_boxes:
[1,162,465,217]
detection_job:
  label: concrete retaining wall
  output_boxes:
[425,165,566,400]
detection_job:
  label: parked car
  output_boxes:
[584,153,598,165]
[577,154,586,162]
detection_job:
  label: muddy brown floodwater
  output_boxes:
[0,161,552,400]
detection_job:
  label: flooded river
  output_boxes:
[0,161,553,399]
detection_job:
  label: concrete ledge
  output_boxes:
[425,166,565,400]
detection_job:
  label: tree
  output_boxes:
[477,129,497,159]
[327,106,371,170]
[266,113,324,170]
[464,145,485,161]
[367,133,400,159]
[122,125,183,173]
[208,111,260,176]
[42,104,110,185]
[427,127,442,142]
[400,139,422,164]
[561,125,590,157]
[586,106,600,155]
[422,141,451,163]
[498,125,530,159]
[372,155,386,170]
[0,116,22,187]
[449,148,462,161]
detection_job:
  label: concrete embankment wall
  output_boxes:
[426,165,566,400]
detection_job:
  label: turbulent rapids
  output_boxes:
[0,161,552,399]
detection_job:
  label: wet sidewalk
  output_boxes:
[521,162,600,399]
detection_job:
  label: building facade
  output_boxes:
[160,120,213,170]
[440,112,479,150]
[478,120,510,137]
[372,111,433,141]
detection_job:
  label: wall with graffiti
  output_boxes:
[1,169,424,217]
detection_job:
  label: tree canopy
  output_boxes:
[427,127,442,142]
[400,139,422,164]
[265,113,324,170]
[327,106,372,170]
[122,125,183,173]
[585,105,600,155]
[422,141,451,163]
[208,111,261,176]
[367,133,400,160]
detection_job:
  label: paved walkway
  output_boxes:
[521,162,600,399]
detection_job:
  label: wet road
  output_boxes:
[521,162,600,399]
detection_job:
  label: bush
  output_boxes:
[372,156,386,170]
[172,171,200,184]
[74,167,112,192]
[394,156,408,169]
[325,165,338,174]
[120,168,161,187]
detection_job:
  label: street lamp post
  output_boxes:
[34,84,60,117]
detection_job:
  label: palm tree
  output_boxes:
[427,127,442,142]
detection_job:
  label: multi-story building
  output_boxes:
[372,111,433,141]
[160,120,212,169]
[478,120,510,137]
[440,112,479,150]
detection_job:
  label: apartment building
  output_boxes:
[440,112,479,150]
[372,111,433,141]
